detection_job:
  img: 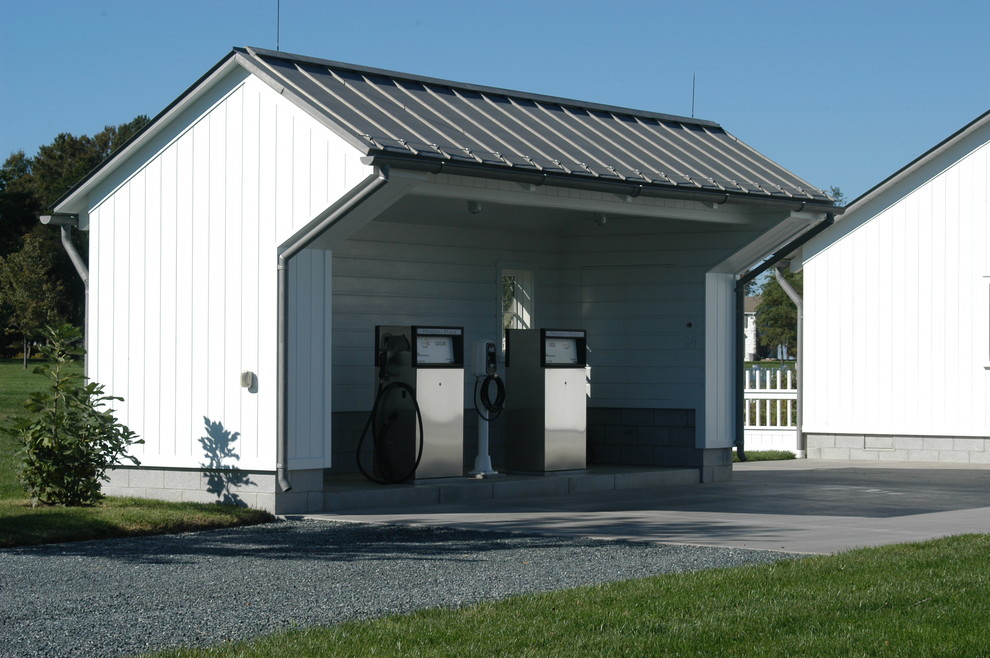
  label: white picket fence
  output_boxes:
[743,366,798,452]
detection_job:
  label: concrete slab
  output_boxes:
[304,460,990,554]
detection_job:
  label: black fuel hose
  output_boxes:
[356,380,425,484]
[474,373,506,422]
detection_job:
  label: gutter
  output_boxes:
[363,154,837,215]
[275,168,390,492]
[733,212,835,461]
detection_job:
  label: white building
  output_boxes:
[743,296,760,361]
[797,110,990,463]
[49,47,836,512]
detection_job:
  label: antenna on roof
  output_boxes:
[276,0,281,51]
[691,73,696,118]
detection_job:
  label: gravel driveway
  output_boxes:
[0,519,797,657]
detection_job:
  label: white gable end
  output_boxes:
[86,69,370,470]
[801,137,989,440]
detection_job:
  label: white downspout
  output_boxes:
[773,264,804,458]
[40,215,89,373]
[275,168,390,493]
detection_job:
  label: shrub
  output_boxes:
[1,325,142,506]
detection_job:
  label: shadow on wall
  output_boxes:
[200,417,253,506]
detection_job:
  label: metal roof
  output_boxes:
[236,47,834,207]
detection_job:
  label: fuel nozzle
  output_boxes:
[378,333,411,382]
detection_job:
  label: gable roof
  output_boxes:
[235,47,832,207]
[55,46,835,213]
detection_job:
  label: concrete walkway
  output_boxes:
[307,460,990,554]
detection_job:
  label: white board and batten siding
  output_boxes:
[801,135,990,439]
[85,69,368,471]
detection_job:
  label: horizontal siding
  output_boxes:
[332,216,760,414]
[803,139,990,437]
[87,74,368,470]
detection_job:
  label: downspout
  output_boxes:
[773,264,804,458]
[275,168,390,492]
[734,213,835,461]
[40,215,88,372]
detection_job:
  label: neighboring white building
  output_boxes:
[49,47,836,512]
[743,296,760,361]
[797,110,990,463]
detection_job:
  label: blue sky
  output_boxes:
[2,0,988,202]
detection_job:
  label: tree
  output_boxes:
[0,116,149,354]
[0,152,42,256]
[0,230,67,366]
[2,324,141,506]
[756,269,801,357]
[28,115,149,209]
[750,184,843,358]
[829,186,846,207]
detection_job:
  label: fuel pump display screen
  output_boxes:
[536,329,586,368]
[417,336,455,364]
[544,338,578,365]
[412,326,464,367]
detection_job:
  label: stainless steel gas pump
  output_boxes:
[504,328,588,472]
[356,326,465,483]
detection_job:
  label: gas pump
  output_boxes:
[469,339,504,477]
[356,326,465,483]
[504,329,587,472]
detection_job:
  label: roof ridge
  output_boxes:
[239,46,722,129]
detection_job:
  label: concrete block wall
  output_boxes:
[103,466,327,513]
[587,408,696,465]
[104,466,277,511]
[807,434,990,464]
[586,407,726,481]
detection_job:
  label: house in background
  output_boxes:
[47,47,837,512]
[743,296,761,361]
[797,110,990,463]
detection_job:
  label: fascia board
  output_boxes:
[710,212,827,276]
[53,52,245,215]
[800,110,990,267]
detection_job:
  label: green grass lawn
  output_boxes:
[0,360,273,547]
[0,359,58,498]
[734,449,796,462]
[153,534,990,657]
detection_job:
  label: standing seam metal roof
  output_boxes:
[236,47,833,205]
